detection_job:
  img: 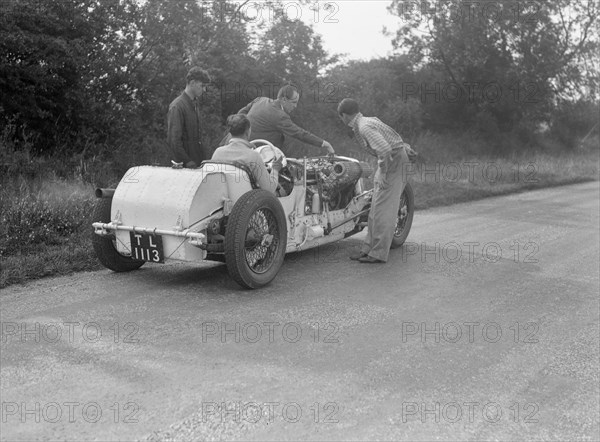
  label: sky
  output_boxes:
[298,1,402,60]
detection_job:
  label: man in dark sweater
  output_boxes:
[237,85,335,156]
[167,67,212,168]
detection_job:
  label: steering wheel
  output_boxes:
[250,139,287,169]
[250,139,276,150]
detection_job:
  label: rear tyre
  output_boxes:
[224,190,287,289]
[391,181,415,248]
[92,198,145,272]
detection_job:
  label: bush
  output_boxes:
[0,179,96,257]
[409,130,490,163]
[551,100,600,150]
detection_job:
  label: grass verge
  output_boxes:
[411,151,599,209]
[1,149,598,289]
[1,177,101,288]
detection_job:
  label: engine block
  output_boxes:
[299,158,373,210]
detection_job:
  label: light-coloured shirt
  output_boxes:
[349,113,406,160]
[211,138,278,194]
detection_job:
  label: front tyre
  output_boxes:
[224,190,287,289]
[92,198,145,272]
[391,181,415,248]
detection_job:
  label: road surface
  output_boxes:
[1,181,599,441]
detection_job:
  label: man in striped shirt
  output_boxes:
[338,98,411,264]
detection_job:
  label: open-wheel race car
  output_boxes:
[92,140,414,288]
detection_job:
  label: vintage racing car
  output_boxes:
[92,140,414,288]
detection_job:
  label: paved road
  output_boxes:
[1,182,598,441]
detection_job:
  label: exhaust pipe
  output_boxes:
[95,188,115,198]
[332,161,373,181]
[322,161,373,191]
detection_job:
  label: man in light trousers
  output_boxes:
[337,98,411,263]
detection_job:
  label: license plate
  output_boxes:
[129,232,164,263]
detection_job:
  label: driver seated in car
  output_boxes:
[211,114,283,195]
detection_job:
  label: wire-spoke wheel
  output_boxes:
[224,190,287,289]
[244,209,278,273]
[391,181,415,248]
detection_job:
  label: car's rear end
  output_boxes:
[92,164,253,269]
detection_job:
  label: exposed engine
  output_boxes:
[286,158,373,212]
[321,161,373,192]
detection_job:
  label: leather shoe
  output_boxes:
[350,252,368,261]
[358,256,385,264]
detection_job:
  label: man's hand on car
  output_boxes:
[271,156,284,172]
[322,140,335,156]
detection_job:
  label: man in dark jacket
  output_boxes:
[236,85,335,155]
[167,67,212,168]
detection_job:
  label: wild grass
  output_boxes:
[406,132,599,209]
[0,174,101,287]
[411,150,599,209]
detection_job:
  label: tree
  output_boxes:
[255,9,334,87]
[0,0,341,162]
[387,0,599,139]
[0,0,143,153]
